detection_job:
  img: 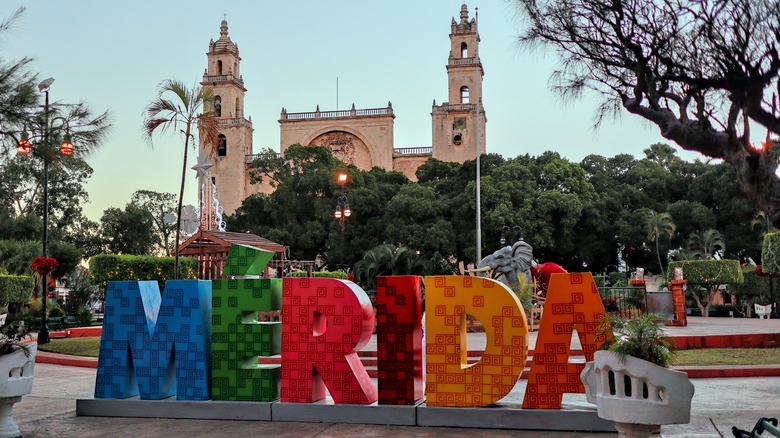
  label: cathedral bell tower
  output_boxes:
[201,19,254,215]
[431,3,486,163]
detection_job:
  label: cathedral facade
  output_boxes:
[204,4,486,215]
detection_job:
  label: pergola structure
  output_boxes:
[176,230,286,279]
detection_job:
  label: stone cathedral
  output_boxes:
[203,4,486,215]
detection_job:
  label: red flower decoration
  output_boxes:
[30,256,59,274]
[755,265,780,278]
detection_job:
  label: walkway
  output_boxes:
[14,364,780,437]
[24,317,780,436]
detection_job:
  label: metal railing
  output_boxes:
[598,287,647,319]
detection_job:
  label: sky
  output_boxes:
[5,1,702,221]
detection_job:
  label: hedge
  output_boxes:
[286,271,349,279]
[0,275,34,304]
[89,254,198,290]
[763,232,780,275]
[730,266,771,303]
[667,259,743,285]
[593,276,605,288]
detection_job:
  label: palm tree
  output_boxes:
[644,211,676,279]
[143,80,220,279]
[353,244,428,291]
[685,229,725,259]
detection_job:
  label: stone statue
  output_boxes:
[470,240,534,286]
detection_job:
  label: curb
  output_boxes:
[35,350,780,379]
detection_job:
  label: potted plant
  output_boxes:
[0,321,37,438]
[581,314,694,438]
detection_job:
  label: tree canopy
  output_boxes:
[228,143,764,277]
[514,0,780,227]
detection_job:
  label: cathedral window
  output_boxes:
[460,86,470,103]
[461,42,468,58]
[453,134,462,145]
[217,134,227,157]
[214,96,222,117]
[216,60,223,75]
[235,98,241,117]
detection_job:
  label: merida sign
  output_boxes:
[94,244,610,410]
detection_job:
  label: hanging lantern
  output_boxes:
[17,132,31,155]
[60,133,74,155]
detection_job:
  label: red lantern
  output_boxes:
[17,139,31,155]
[60,134,74,155]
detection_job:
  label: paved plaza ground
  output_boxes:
[17,317,780,437]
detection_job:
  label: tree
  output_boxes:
[643,143,680,170]
[130,190,177,256]
[0,7,37,159]
[244,145,345,263]
[99,205,155,255]
[685,229,726,259]
[143,80,220,278]
[515,0,780,227]
[730,266,771,317]
[645,211,676,279]
[63,213,103,259]
[0,153,95,231]
[668,259,743,316]
[353,244,428,292]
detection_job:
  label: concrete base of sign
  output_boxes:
[76,397,613,431]
[76,397,272,421]
[417,403,615,432]
[272,400,420,425]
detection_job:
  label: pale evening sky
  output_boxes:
[5,1,699,221]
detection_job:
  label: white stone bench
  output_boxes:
[755,303,772,319]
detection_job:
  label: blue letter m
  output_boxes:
[94,280,212,400]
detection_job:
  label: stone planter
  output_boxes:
[581,350,694,437]
[0,343,37,438]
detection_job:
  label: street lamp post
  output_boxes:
[16,78,73,345]
[334,172,351,268]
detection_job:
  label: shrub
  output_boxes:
[89,254,198,291]
[763,232,780,275]
[667,259,743,317]
[598,314,674,368]
[608,271,628,287]
[730,266,772,317]
[25,299,64,318]
[76,306,93,326]
[0,275,34,307]
[593,276,606,288]
[285,270,348,279]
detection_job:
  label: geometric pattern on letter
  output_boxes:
[221,243,274,277]
[280,277,377,404]
[94,279,212,400]
[212,277,282,401]
[376,275,423,405]
[522,272,609,409]
[424,276,528,407]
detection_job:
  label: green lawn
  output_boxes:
[673,348,780,366]
[38,337,101,357]
[37,337,780,366]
